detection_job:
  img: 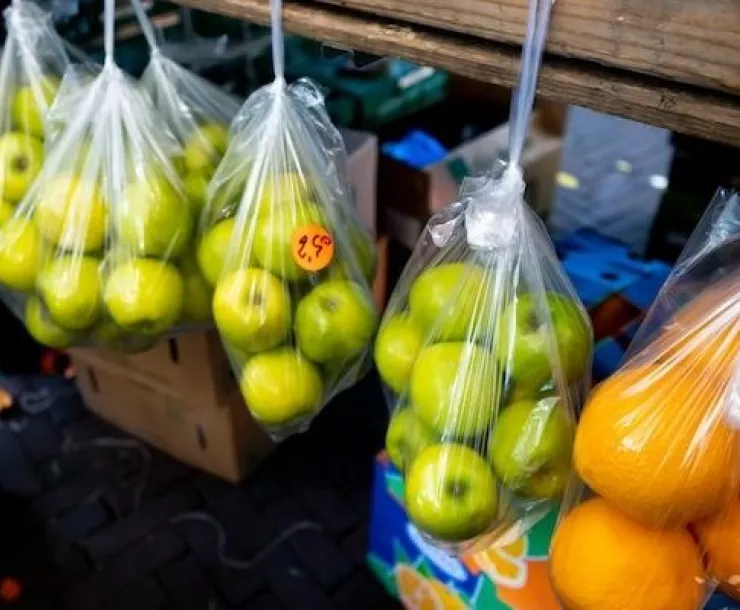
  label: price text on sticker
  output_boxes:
[292,224,334,272]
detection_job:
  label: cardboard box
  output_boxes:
[380,119,562,249]
[368,452,560,609]
[74,359,272,482]
[343,128,379,235]
[69,330,234,410]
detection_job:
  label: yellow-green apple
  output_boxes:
[240,347,323,426]
[183,172,209,212]
[496,292,591,397]
[0,200,15,225]
[37,255,102,330]
[410,342,501,438]
[295,280,377,364]
[183,123,229,175]
[331,224,376,284]
[254,201,323,280]
[406,444,498,542]
[118,174,192,258]
[408,263,487,341]
[92,319,158,353]
[255,171,312,211]
[0,132,44,202]
[34,173,107,253]
[196,217,241,286]
[374,313,423,394]
[385,408,437,472]
[213,267,291,353]
[179,256,212,323]
[11,76,60,138]
[103,258,184,334]
[25,297,79,348]
[489,397,573,499]
[0,218,42,291]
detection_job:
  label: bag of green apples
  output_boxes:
[128,0,241,325]
[200,0,378,441]
[0,0,198,352]
[0,0,72,226]
[375,0,592,551]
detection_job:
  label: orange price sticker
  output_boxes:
[292,224,334,272]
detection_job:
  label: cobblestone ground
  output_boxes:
[0,371,401,610]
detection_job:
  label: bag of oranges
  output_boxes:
[550,189,740,610]
[0,0,197,352]
[200,0,377,441]
[375,0,592,552]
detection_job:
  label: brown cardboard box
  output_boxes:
[342,128,379,235]
[74,359,272,482]
[69,330,234,410]
[380,117,562,249]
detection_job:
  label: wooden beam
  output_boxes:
[317,0,740,96]
[174,0,740,146]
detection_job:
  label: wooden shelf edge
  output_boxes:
[175,0,740,146]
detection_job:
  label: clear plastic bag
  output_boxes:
[0,0,196,352]
[550,189,740,610]
[0,0,70,215]
[375,0,591,552]
[201,0,378,441]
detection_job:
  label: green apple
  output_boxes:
[11,76,60,138]
[0,218,42,291]
[183,171,209,212]
[92,319,159,353]
[410,342,501,438]
[408,263,487,341]
[25,297,79,348]
[385,408,437,472]
[295,280,377,364]
[496,292,591,397]
[255,171,312,211]
[34,174,107,253]
[103,258,184,334]
[240,348,323,426]
[118,174,192,258]
[0,200,15,225]
[254,200,323,280]
[197,217,247,286]
[406,444,498,542]
[183,123,229,174]
[0,132,44,202]
[489,397,573,500]
[179,256,212,324]
[37,255,102,330]
[213,267,291,353]
[374,313,423,394]
[331,224,376,284]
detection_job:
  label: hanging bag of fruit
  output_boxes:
[128,0,241,325]
[375,0,591,552]
[0,0,71,230]
[550,189,740,610]
[201,0,378,440]
[0,0,198,352]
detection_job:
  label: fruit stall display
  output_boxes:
[550,188,740,609]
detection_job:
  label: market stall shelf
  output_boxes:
[171,0,740,146]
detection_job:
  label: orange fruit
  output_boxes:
[550,497,704,610]
[395,565,442,610]
[648,273,740,375]
[574,364,739,527]
[694,496,740,599]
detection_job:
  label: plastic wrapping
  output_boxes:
[375,0,591,552]
[201,0,378,441]
[0,0,196,352]
[551,189,740,610]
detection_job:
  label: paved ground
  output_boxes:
[0,371,400,610]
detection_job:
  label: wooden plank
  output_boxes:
[174,0,740,146]
[317,0,740,96]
